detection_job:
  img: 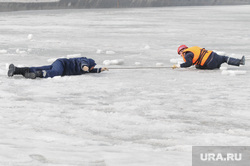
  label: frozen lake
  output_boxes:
[0,5,250,166]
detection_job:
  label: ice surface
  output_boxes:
[0,5,250,166]
[105,51,116,55]
[170,58,183,64]
[221,70,247,76]
[67,53,82,58]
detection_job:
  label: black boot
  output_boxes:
[240,56,245,65]
[8,64,29,77]
[226,57,241,66]
[24,70,44,79]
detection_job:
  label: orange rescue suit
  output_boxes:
[182,46,213,66]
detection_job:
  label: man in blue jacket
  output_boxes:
[8,57,108,79]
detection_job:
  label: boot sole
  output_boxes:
[8,64,15,77]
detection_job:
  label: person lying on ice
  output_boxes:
[172,45,245,69]
[8,57,109,79]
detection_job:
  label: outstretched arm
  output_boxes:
[172,52,194,69]
[180,52,194,68]
[90,67,109,73]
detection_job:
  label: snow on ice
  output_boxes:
[170,58,183,64]
[96,49,116,55]
[0,49,7,54]
[103,59,124,65]
[135,62,142,66]
[155,63,164,67]
[0,5,250,166]
[27,34,33,40]
[105,50,116,55]
[221,70,247,76]
[143,44,151,50]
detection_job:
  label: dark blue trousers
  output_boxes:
[29,60,64,78]
[206,53,227,69]
[196,53,241,69]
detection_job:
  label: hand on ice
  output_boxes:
[172,64,180,69]
[101,67,109,72]
[82,66,89,72]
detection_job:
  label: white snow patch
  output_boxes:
[135,62,142,66]
[103,59,124,65]
[156,63,164,67]
[221,70,247,76]
[5,63,9,70]
[16,49,27,54]
[144,45,151,49]
[220,66,228,70]
[51,76,62,79]
[106,50,116,55]
[103,60,111,65]
[27,34,33,40]
[0,49,8,54]
[96,49,116,55]
[96,49,104,54]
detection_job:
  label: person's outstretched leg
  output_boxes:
[206,54,245,69]
[29,65,52,73]
[25,60,64,79]
[24,65,52,79]
[226,56,245,66]
[24,70,44,79]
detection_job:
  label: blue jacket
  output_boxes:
[57,57,101,76]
